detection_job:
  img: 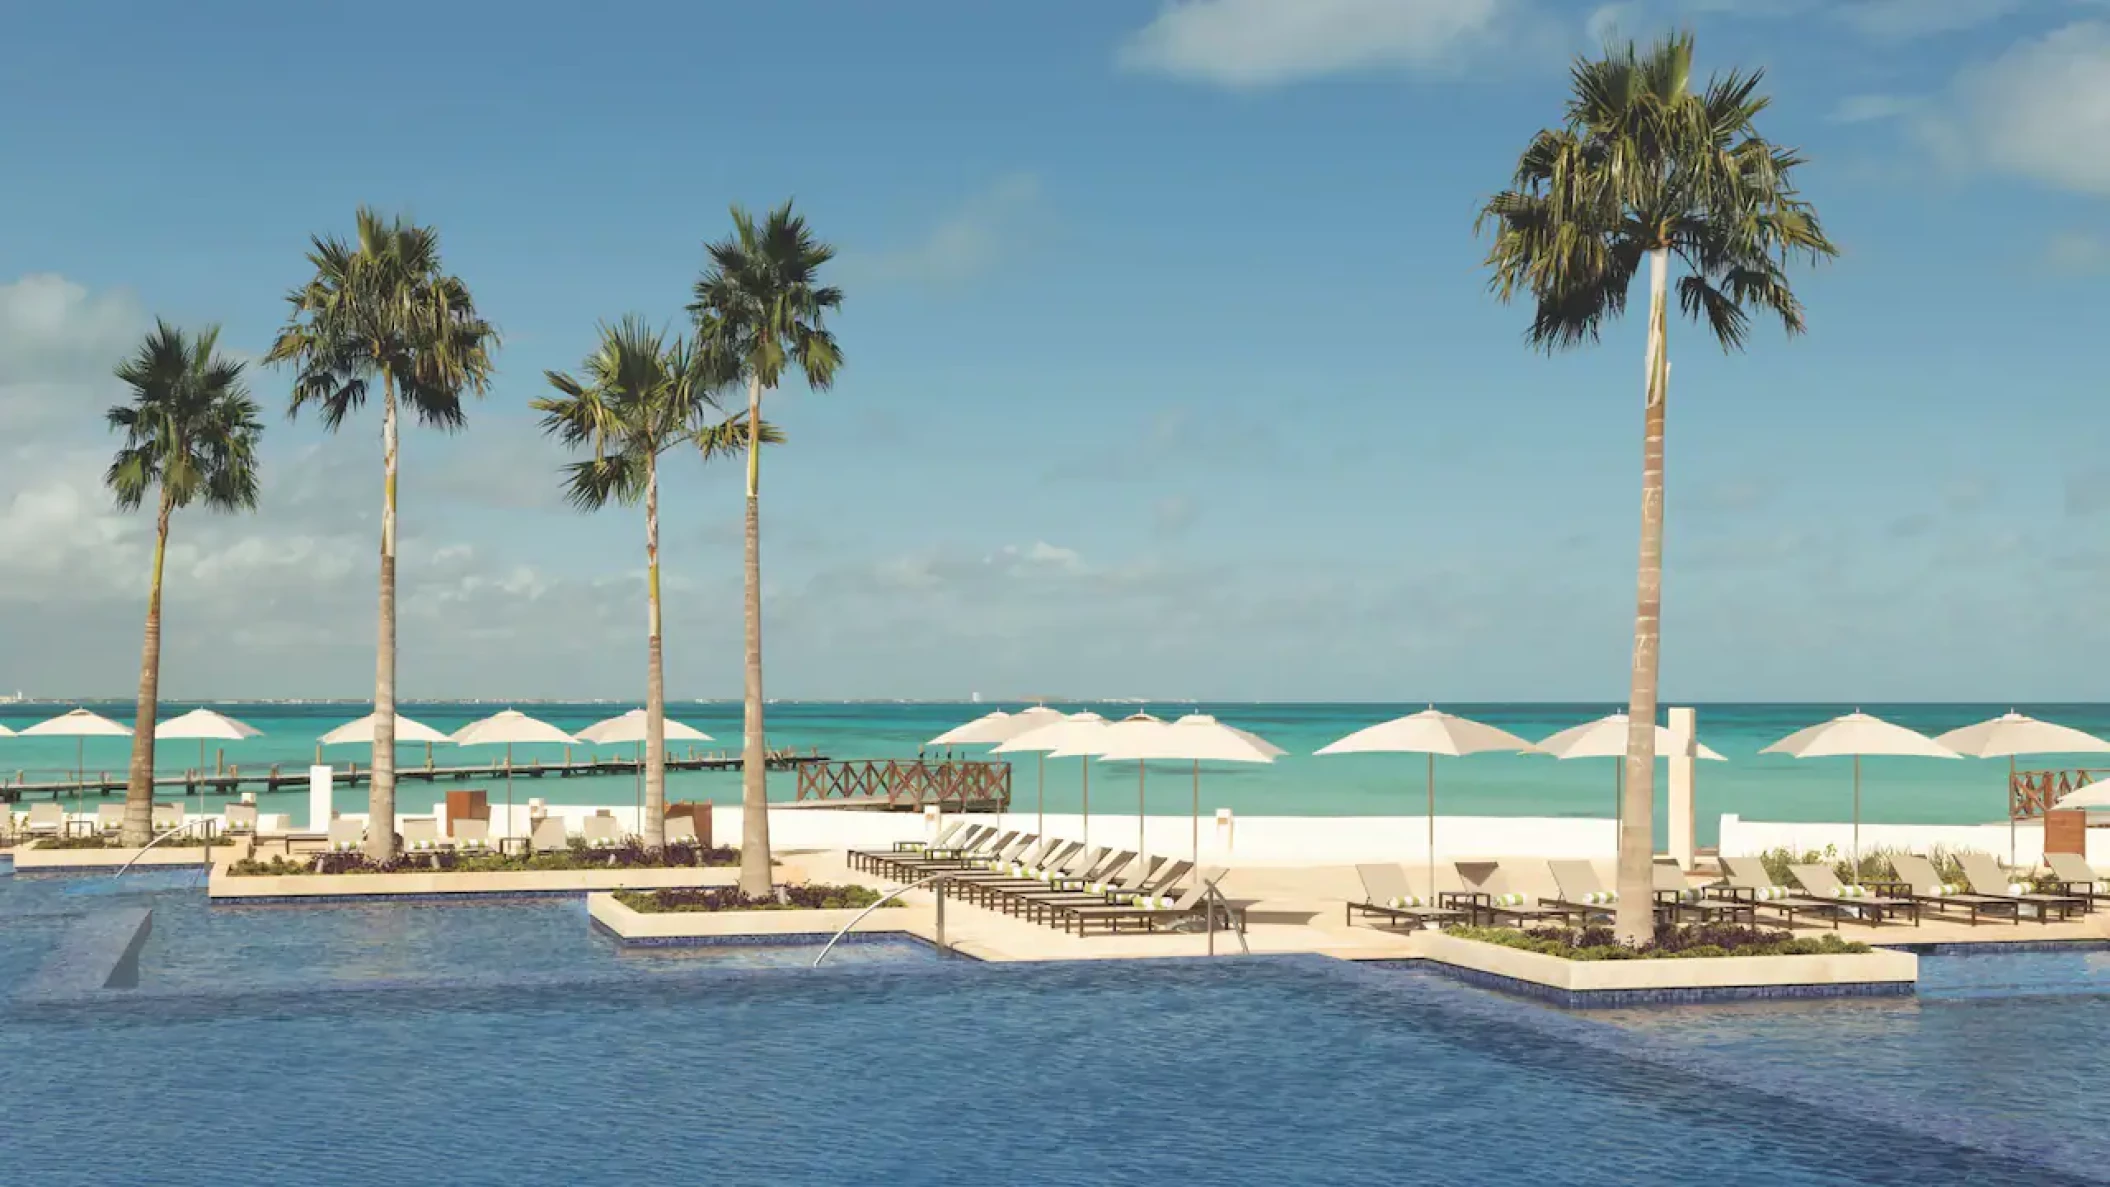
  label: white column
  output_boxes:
[308,765,333,832]
[1667,706,1696,869]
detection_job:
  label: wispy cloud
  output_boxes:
[1835,0,2026,39]
[1917,21,2110,195]
[1829,93,1920,123]
[1116,0,1514,88]
[838,173,1041,289]
[2041,229,2110,274]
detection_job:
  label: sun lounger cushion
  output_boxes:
[1387,895,1430,908]
[1748,886,1794,901]
[1578,891,1617,905]
[1490,892,1526,907]
[1128,893,1177,909]
[1825,885,1870,899]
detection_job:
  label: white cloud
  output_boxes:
[1584,3,1640,42]
[2042,229,2110,274]
[840,173,1041,288]
[0,275,143,433]
[1921,21,2110,195]
[1116,0,1511,87]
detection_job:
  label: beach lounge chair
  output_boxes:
[1886,854,2019,926]
[316,818,364,870]
[583,814,627,851]
[1347,864,1468,930]
[1061,866,1249,937]
[849,822,969,873]
[1543,860,1647,926]
[1015,855,1166,924]
[152,803,182,834]
[402,817,449,861]
[2045,852,2110,908]
[961,843,1101,909]
[943,839,1080,904]
[96,803,125,835]
[529,816,570,854]
[1787,864,1920,927]
[224,803,258,837]
[1448,861,1585,928]
[1652,862,1755,925]
[26,803,65,839]
[1955,853,2085,923]
[1030,859,1190,928]
[1711,856,1850,930]
[453,817,494,854]
[663,815,699,847]
[994,850,1139,917]
[871,827,1006,880]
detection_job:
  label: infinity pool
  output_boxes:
[3,866,2105,1186]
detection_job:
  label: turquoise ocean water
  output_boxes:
[3,702,2104,847]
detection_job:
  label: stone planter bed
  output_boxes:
[588,890,928,947]
[1413,932,1918,1007]
[12,843,215,871]
[209,864,742,902]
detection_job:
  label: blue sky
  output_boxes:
[1,0,2106,703]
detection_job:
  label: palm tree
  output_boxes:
[106,321,264,847]
[1478,33,1835,943]
[532,317,773,848]
[266,207,498,862]
[689,201,843,897]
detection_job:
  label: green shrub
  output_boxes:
[1445,924,1871,961]
[614,884,897,913]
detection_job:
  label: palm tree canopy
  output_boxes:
[688,200,844,391]
[105,320,264,513]
[533,317,783,511]
[1477,33,1837,352]
[265,206,498,427]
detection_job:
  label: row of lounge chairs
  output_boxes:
[852,824,1246,937]
[319,813,703,863]
[1348,849,2108,933]
[17,801,200,839]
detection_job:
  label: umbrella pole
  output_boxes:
[1037,753,1044,838]
[1192,758,1200,866]
[198,739,207,821]
[2010,755,2018,867]
[507,742,516,846]
[1082,758,1090,848]
[1426,752,1436,896]
[1137,760,1146,861]
[1852,754,1861,875]
[636,741,644,837]
[77,738,84,821]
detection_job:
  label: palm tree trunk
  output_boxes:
[738,372,773,896]
[1615,247,1672,945]
[119,490,174,847]
[367,369,400,862]
[643,453,667,849]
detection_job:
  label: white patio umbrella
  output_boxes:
[1095,713,1284,864]
[1061,713,1166,862]
[21,708,134,815]
[1538,712,1724,831]
[1761,712,1960,870]
[453,710,580,842]
[156,708,263,817]
[1933,711,2110,861]
[1316,708,1540,891]
[929,706,1065,830]
[995,711,1110,841]
[577,709,714,830]
[318,712,454,746]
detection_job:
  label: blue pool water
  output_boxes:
[3,868,2108,1186]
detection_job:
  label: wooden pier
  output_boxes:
[794,758,1011,813]
[1,748,827,803]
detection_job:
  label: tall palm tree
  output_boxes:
[266,207,498,862]
[532,317,773,848]
[1479,33,1835,943]
[106,321,264,847]
[689,200,843,897]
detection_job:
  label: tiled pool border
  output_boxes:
[588,917,964,956]
[1885,939,2110,956]
[1406,956,1916,1008]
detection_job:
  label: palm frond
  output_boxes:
[689,199,844,395]
[106,320,263,516]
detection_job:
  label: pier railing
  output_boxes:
[795,759,1011,810]
[2010,768,2110,820]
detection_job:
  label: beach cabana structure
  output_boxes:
[929,706,1065,831]
[1316,708,1540,892]
[1095,714,1283,864]
[452,710,580,842]
[576,708,714,832]
[1761,712,1960,871]
[156,708,263,817]
[995,711,1110,843]
[20,708,134,815]
[1537,711,1724,832]
[1933,711,2110,863]
[1056,713,1165,861]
